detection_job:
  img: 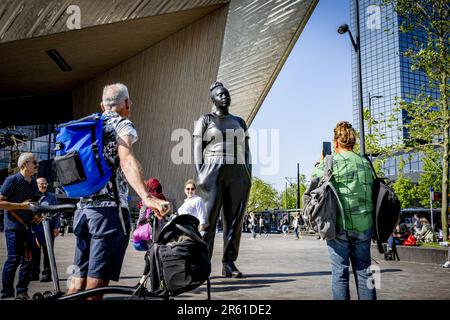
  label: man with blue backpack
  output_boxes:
[55,83,171,300]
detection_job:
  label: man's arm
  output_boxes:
[0,195,30,211]
[117,135,170,217]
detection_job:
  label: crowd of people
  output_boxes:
[1,83,448,302]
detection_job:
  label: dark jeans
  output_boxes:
[31,241,53,278]
[326,227,377,300]
[387,236,402,250]
[2,229,32,296]
[294,226,299,239]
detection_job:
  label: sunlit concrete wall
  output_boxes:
[72,7,228,207]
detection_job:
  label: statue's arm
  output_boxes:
[193,115,207,175]
[245,135,252,176]
[194,136,203,175]
[242,118,252,176]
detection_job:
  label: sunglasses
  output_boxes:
[185,188,196,191]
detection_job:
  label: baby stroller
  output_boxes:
[133,214,212,300]
[31,207,211,300]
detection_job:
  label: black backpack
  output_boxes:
[146,214,211,298]
[365,156,401,254]
[302,155,344,240]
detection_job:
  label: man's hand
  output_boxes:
[53,229,60,237]
[31,214,44,224]
[21,201,31,210]
[143,196,171,220]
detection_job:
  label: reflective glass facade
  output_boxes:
[349,0,437,179]
[0,125,55,178]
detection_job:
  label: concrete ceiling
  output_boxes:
[0,4,223,98]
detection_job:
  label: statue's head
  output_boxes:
[210,81,231,110]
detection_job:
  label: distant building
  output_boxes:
[350,0,439,181]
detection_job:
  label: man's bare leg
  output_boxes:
[67,277,87,295]
[85,277,109,300]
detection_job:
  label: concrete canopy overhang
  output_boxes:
[0,4,225,98]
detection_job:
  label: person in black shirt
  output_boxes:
[0,152,39,299]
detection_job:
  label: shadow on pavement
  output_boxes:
[234,271,332,278]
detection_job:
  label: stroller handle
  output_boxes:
[29,203,77,214]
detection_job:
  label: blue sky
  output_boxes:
[250,0,354,191]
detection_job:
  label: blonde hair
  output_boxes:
[334,121,356,149]
[185,179,196,188]
[420,217,429,224]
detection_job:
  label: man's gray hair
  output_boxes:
[17,152,35,168]
[102,83,129,109]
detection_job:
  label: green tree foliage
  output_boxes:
[381,0,449,239]
[247,177,280,213]
[281,175,307,209]
[416,149,442,208]
[392,157,422,208]
[392,175,418,208]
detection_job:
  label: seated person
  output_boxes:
[415,218,435,243]
[387,223,409,251]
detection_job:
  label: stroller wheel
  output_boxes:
[32,292,44,300]
[43,291,54,300]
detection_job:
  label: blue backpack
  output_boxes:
[54,113,112,198]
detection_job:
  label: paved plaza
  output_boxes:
[1,231,449,300]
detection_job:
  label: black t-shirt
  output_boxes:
[0,172,38,230]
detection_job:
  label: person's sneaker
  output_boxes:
[442,261,450,268]
[40,275,52,282]
[1,292,14,299]
[15,292,30,300]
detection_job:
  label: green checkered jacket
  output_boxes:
[312,151,373,233]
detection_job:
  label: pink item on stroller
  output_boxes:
[133,208,153,243]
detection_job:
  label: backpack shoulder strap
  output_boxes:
[324,155,333,180]
[363,155,378,179]
[324,155,346,228]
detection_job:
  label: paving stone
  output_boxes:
[1,232,449,300]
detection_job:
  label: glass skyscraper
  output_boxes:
[350,0,438,180]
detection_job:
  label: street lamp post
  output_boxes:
[368,92,383,160]
[338,0,365,156]
[297,163,300,210]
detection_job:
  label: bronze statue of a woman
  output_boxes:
[193,81,251,278]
